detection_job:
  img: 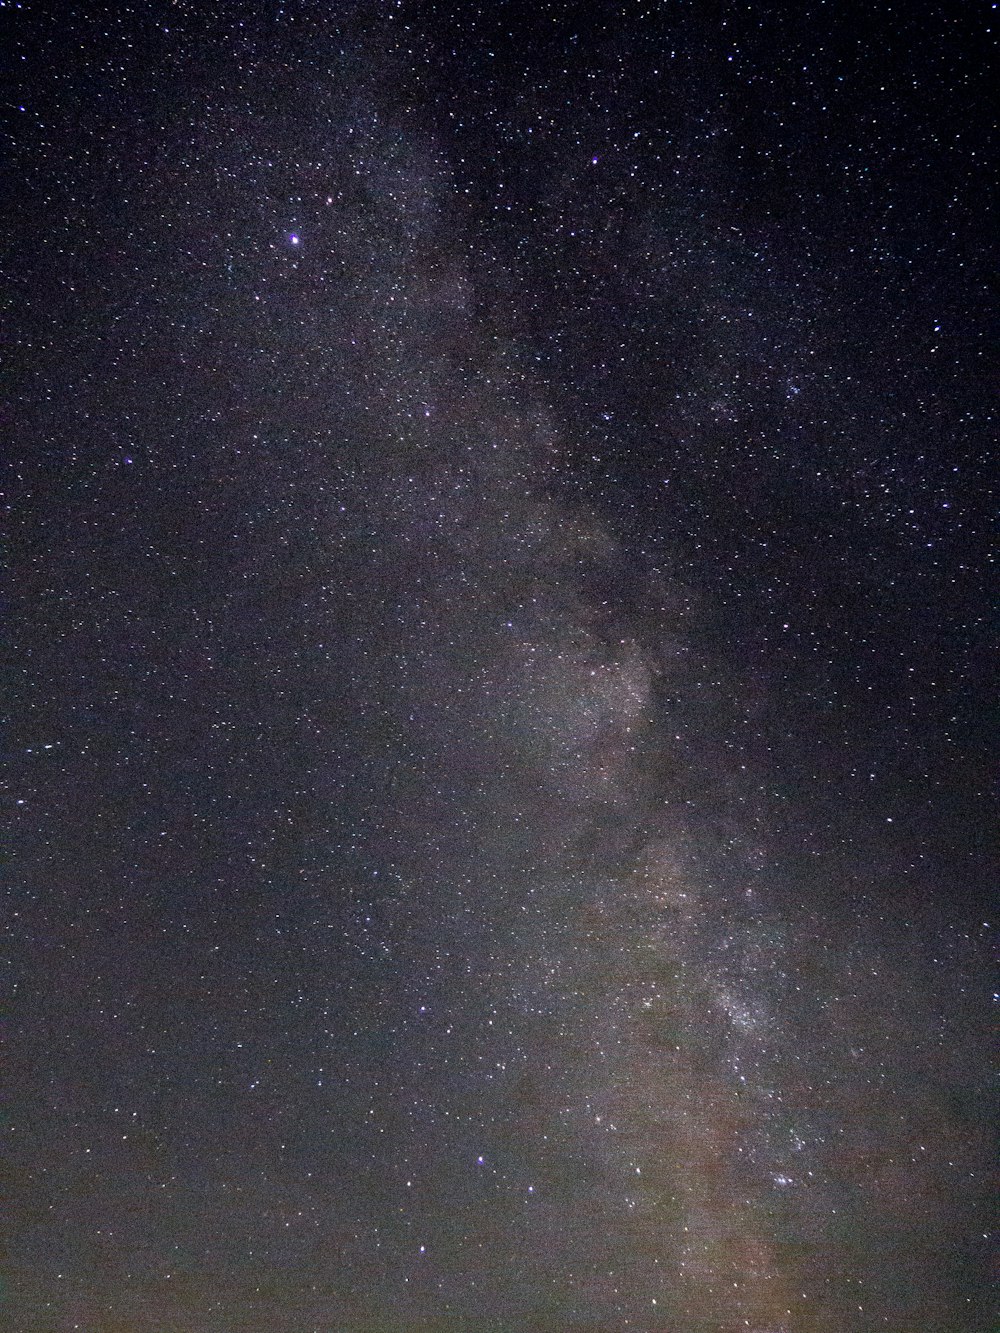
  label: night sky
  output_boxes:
[6,2,996,1330]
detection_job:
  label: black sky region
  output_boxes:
[5,2,997,1331]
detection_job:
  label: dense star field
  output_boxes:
[5,3,996,1330]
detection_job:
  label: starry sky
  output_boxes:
[5,2,996,1330]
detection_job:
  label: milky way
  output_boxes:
[7,4,994,1331]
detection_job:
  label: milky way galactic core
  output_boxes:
[7,3,995,1331]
